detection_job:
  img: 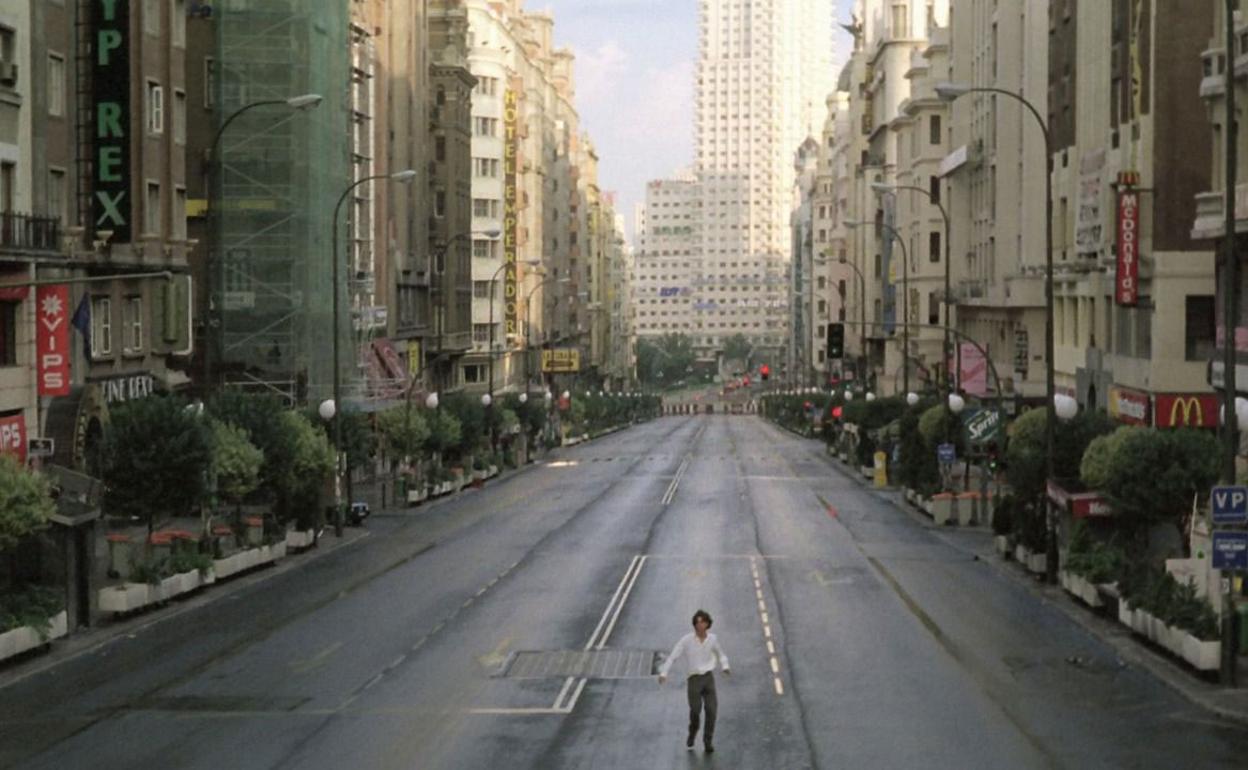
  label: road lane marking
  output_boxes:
[774,678,784,695]
[770,657,780,674]
[749,557,784,696]
[661,456,692,505]
[597,555,646,649]
[288,641,343,675]
[585,555,643,650]
[767,641,775,654]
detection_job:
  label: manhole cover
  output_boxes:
[497,650,660,679]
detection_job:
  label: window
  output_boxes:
[929,175,940,204]
[174,90,186,144]
[145,182,161,235]
[144,0,161,36]
[204,58,215,109]
[472,198,499,218]
[1185,295,1216,361]
[477,77,499,97]
[123,296,144,353]
[929,231,941,263]
[473,158,499,177]
[434,190,446,218]
[472,239,497,259]
[929,114,941,145]
[472,281,493,299]
[435,135,446,162]
[147,81,164,134]
[891,2,910,37]
[474,117,498,137]
[929,291,940,324]
[173,187,186,239]
[91,297,112,357]
[0,302,15,366]
[48,54,65,116]
[48,169,67,225]
[463,364,485,383]
[172,0,186,47]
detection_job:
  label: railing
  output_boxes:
[0,212,61,253]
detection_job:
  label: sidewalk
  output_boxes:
[813,434,1248,727]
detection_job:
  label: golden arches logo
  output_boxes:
[1168,396,1203,426]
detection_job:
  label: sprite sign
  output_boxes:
[962,408,1003,446]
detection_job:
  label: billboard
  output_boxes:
[1116,172,1140,306]
[1154,393,1219,429]
[503,86,519,337]
[541,348,581,373]
[93,0,132,242]
[36,285,71,397]
[1107,385,1149,425]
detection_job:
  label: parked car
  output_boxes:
[348,501,370,525]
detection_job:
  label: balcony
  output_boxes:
[0,213,62,255]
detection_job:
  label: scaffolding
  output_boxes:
[213,0,349,404]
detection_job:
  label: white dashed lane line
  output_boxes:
[749,556,785,696]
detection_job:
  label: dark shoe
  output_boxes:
[704,743,714,754]
[686,735,695,750]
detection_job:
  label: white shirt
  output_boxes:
[660,632,730,678]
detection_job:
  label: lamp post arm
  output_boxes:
[208,100,290,163]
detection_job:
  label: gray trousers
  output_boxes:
[686,672,717,743]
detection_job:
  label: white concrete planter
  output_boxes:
[158,575,182,602]
[994,536,1011,556]
[1182,634,1221,671]
[904,489,916,504]
[0,611,68,662]
[286,529,315,550]
[859,466,874,479]
[837,452,848,463]
[488,465,498,477]
[931,496,954,525]
[213,542,284,581]
[99,582,150,613]
[1118,601,1135,628]
[1014,544,1029,565]
[1026,552,1047,575]
[1060,572,1105,609]
[407,488,428,504]
[922,499,934,515]
[472,469,486,482]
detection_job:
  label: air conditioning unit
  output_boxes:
[0,62,17,87]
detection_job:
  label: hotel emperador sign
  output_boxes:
[93,0,132,243]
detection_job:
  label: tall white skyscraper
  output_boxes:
[693,0,836,355]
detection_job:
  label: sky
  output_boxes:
[534,0,856,245]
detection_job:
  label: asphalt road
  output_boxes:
[4,415,1248,769]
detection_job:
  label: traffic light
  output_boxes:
[760,364,770,381]
[827,323,845,359]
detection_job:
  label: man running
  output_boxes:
[658,609,730,753]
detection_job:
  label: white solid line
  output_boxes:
[598,555,647,649]
[773,677,784,695]
[585,555,641,650]
[763,625,772,638]
[466,707,567,715]
[770,657,780,674]
[560,677,589,712]
[551,676,575,709]
[363,673,383,691]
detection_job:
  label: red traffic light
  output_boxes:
[831,406,844,419]
[760,364,770,380]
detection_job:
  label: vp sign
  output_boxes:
[1211,486,1248,526]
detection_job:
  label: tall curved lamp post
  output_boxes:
[524,275,570,391]
[329,169,417,536]
[935,81,1058,584]
[487,258,542,399]
[871,181,952,398]
[846,220,910,398]
[207,94,323,387]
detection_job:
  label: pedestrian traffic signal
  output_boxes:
[827,323,845,359]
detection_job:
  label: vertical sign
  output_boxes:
[93,0,132,242]
[37,285,71,397]
[1116,172,1140,306]
[0,414,27,463]
[503,87,519,337]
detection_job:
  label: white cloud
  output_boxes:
[573,40,630,108]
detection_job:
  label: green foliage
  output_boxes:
[1007,408,1114,506]
[1120,567,1220,641]
[568,398,587,433]
[722,333,752,364]
[1079,427,1134,490]
[168,547,214,576]
[0,585,65,637]
[442,393,487,457]
[0,455,54,553]
[101,396,213,532]
[1101,428,1220,532]
[376,406,430,461]
[1064,521,1125,584]
[210,420,263,508]
[424,408,462,457]
[207,392,288,502]
[269,411,335,527]
[636,333,696,386]
[127,555,165,586]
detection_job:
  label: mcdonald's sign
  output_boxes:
[1154,393,1219,428]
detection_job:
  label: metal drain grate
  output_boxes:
[497,650,660,679]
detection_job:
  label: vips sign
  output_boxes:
[1107,386,1150,425]
[0,414,26,463]
[36,285,71,397]
[93,0,132,242]
[1154,393,1219,428]
[1116,172,1140,306]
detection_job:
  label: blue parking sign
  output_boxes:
[937,443,956,465]
[1212,532,1248,571]
[1211,486,1248,525]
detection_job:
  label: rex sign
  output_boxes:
[93,0,132,242]
[1154,393,1219,429]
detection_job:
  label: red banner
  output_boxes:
[1154,393,1219,428]
[36,285,70,396]
[1116,183,1140,306]
[0,413,26,463]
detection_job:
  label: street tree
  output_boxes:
[376,407,430,464]
[101,395,213,536]
[0,455,54,554]
[269,411,335,529]
[210,420,264,519]
[722,334,752,366]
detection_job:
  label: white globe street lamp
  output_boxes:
[906,392,920,406]
[425,392,439,410]
[865,392,876,402]
[519,393,529,404]
[1053,393,1078,421]
[318,399,336,421]
[947,393,966,415]
[481,393,492,407]
[844,390,854,401]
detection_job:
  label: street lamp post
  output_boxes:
[936,81,1057,584]
[330,169,417,536]
[524,276,571,392]
[846,220,909,398]
[487,258,541,400]
[206,94,323,388]
[820,253,869,390]
[872,182,953,398]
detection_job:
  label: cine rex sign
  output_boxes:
[93,0,132,242]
